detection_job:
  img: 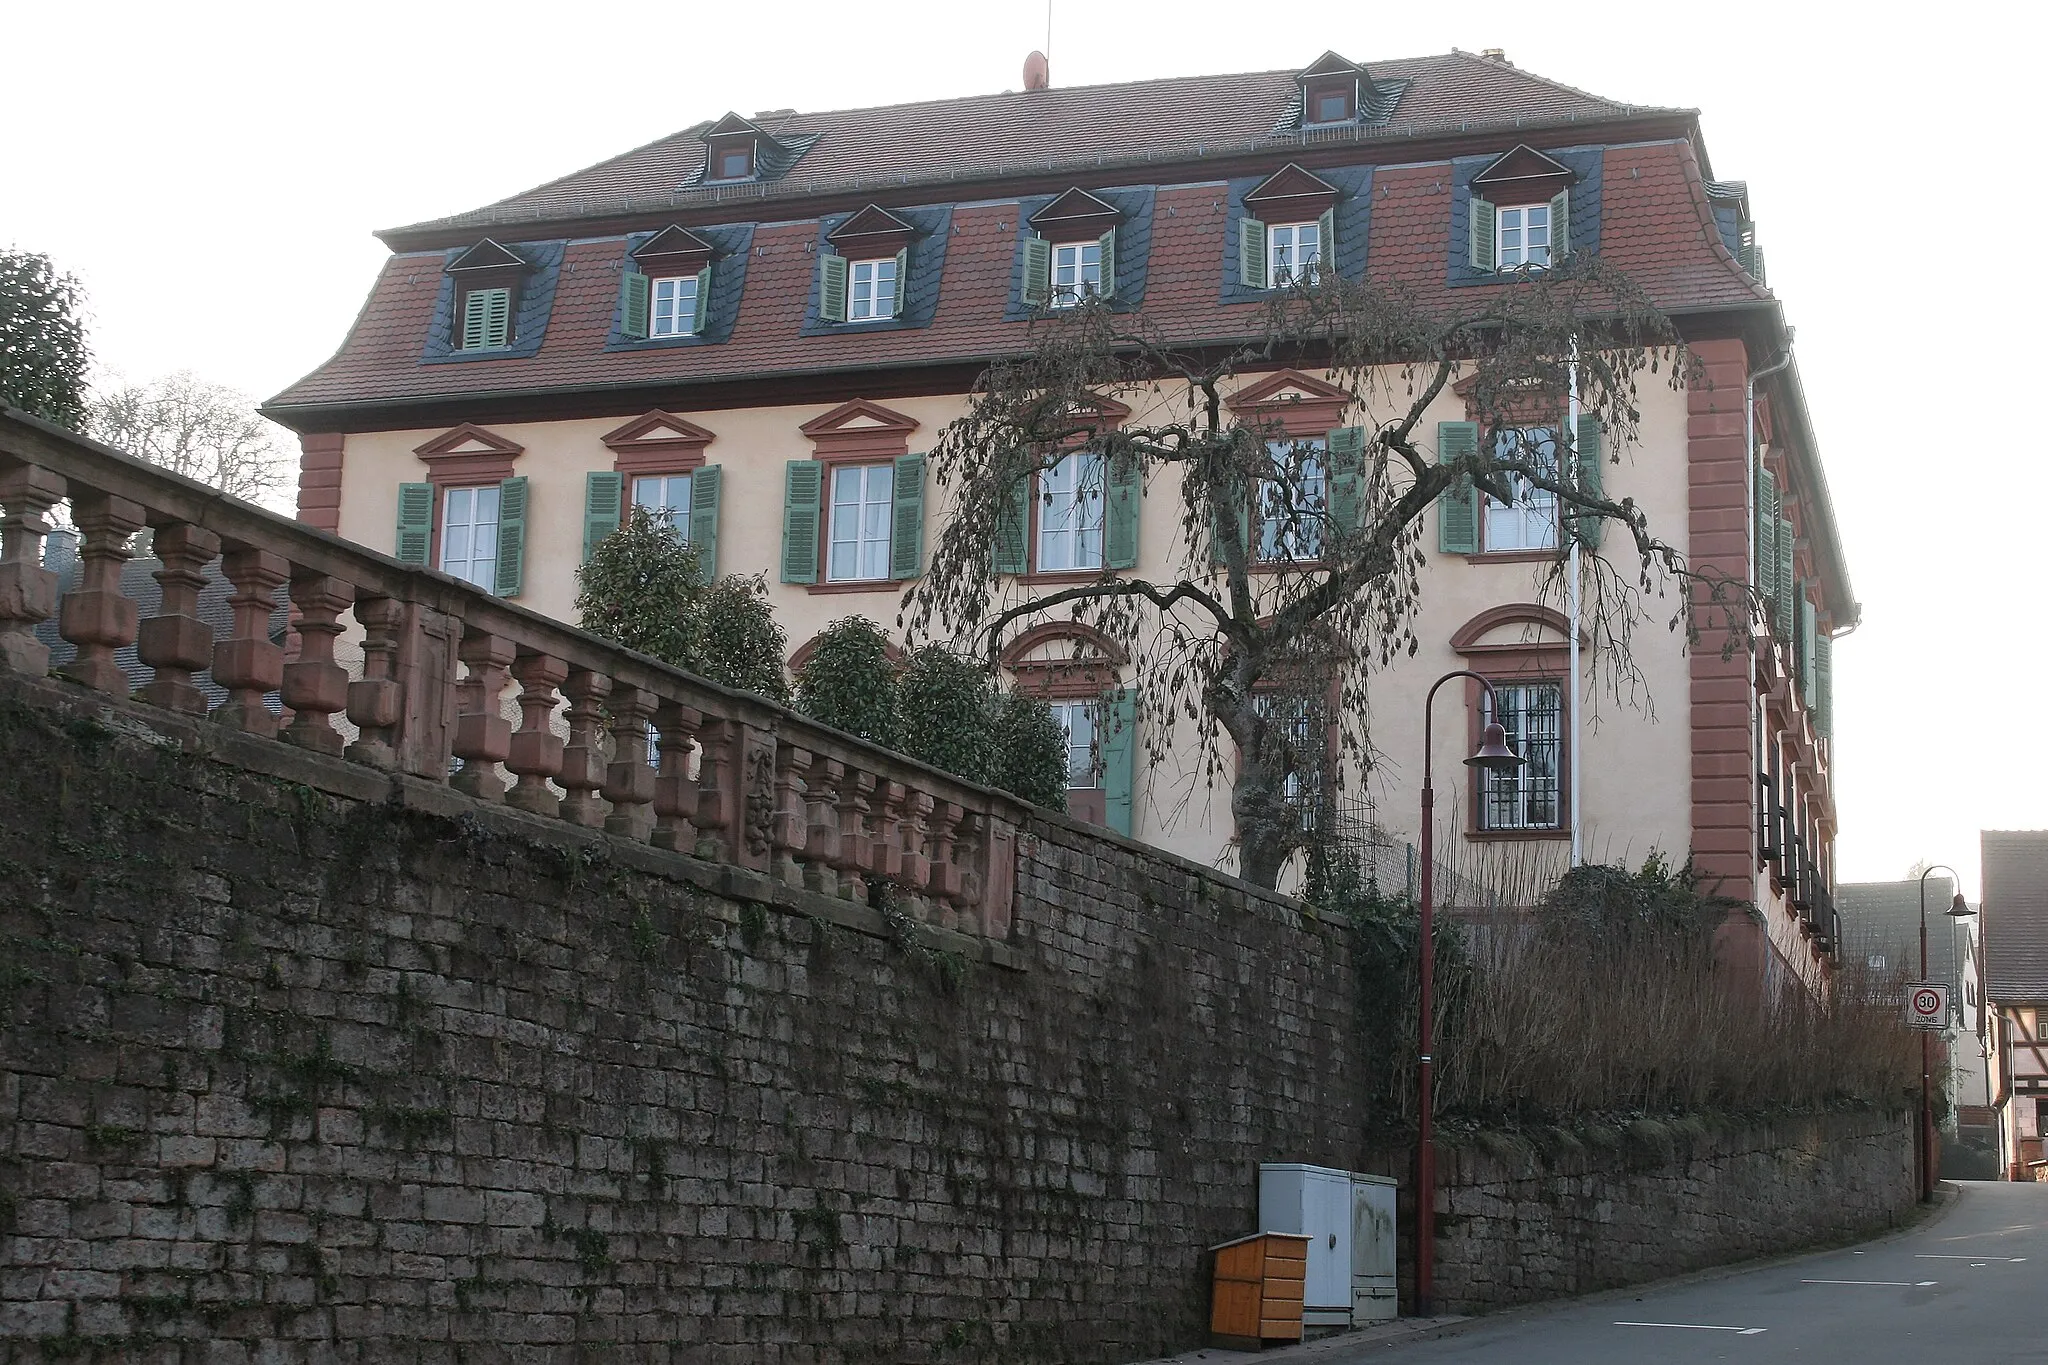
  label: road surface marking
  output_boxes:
[1614,1322,1767,1334]
[1800,1279,1937,1287]
[1915,1254,2027,1262]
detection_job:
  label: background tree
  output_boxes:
[695,573,788,703]
[896,646,995,784]
[793,616,900,746]
[575,506,703,668]
[87,371,292,505]
[906,260,1734,889]
[988,689,1069,812]
[0,249,91,428]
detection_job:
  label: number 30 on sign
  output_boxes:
[1905,983,1949,1030]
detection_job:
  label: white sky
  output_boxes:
[5,0,2040,895]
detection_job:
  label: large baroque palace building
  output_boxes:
[267,48,1852,987]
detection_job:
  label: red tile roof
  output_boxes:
[1984,830,2048,1002]
[393,52,1673,240]
[269,135,1767,417]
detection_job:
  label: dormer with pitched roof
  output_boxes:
[1466,144,1582,275]
[444,240,531,351]
[696,112,817,186]
[1298,51,1369,127]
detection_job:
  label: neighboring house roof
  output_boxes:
[388,52,1672,240]
[1984,830,2048,1003]
[1837,878,1967,987]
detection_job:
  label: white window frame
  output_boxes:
[848,258,898,321]
[1048,700,1103,790]
[826,462,895,583]
[1256,437,1327,563]
[439,485,500,591]
[1480,682,1563,831]
[649,276,700,337]
[1049,240,1102,308]
[1497,202,1552,270]
[1309,88,1353,125]
[1483,427,1559,553]
[1268,222,1322,287]
[632,473,694,537]
[1035,451,1105,572]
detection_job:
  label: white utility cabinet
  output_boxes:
[1350,1172,1398,1322]
[1257,1163,1354,1328]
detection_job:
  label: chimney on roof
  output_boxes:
[1479,47,1511,65]
[1024,50,1049,90]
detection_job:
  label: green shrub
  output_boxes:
[896,646,994,784]
[696,573,789,703]
[987,689,1068,811]
[574,506,702,669]
[793,617,900,746]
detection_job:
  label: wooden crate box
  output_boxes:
[1209,1231,1311,1347]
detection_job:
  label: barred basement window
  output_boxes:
[1481,683,1562,830]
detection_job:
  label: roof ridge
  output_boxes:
[1442,47,1632,113]
[473,120,715,216]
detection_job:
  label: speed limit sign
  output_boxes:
[1905,982,1949,1030]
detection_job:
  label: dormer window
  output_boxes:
[1306,81,1355,125]
[1295,51,1370,128]
[694,111,815,187]
[709,137,754,181]
[620,225,715,341]
[444,239,529,351]
[1237,166,1339,290]
[651,276,701,335]
[1021,188,1123,310]
[848,258,899,320]
[1469,145,1577,274]
[818,205,919,325]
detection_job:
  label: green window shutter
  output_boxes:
[892,246,909,318]
[1436,421,1480,554]
[687,265,712,334]
[1239,217,1268,289]
[1100,688,1137,837]
[690,465,723,584]
[1775,514,1795,633]
[480,288,512,348]
[395,482,434,565]
[1814,632,1833,737]
[819,254,848,324]
[582,471,624,563]
[494,476,528,597]
[1316,205,1336,278]
[460,291,489,350]
[890,454,925,580]
[1755,465,1778,596]
[1549,188,1571,259]
[994,475,1031,575]
[1468,197,1497,271]
[1105,453,1141,569]
[1797,587,1816,707]
[1573,414,1604,548]
[780,461,822,585]
[1021,236,1051,307]
[1097,227,1117,300]
[620,271,650,339]
[1326,425,1366,537]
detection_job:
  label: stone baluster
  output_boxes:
[0,465,65,675]
[558,669,612,828]
[834,768,875,903]
[902,791,936,912]
[770,745,811,887]
[210,548,289,735]
[345,595,404,769]
[603,684,657,839]
[950,811,986,935]
[650,700,704,853]
[57,493,147,695]
[692,718,735,860]
[927,801,965,929]
[136,523,221,714]
[505,651,568,817]
[449,630,515,801]
[869,780,907,890]
[803,757,844,898]
[281,574,354,754]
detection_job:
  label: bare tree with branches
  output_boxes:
[88,370,293,507]
[903,257,1749,889]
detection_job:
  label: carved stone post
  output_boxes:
[57,493,147,696]
[449,630,515,800]
[835,768,875,903]
[951,811,986,935]
[0,465,65,676]
[603,684,657,839]
[282,575,354,754]
[505,652,568,817]
[803,757,844,898]
[650,700,703,853]
[692,717,735,861]
[902,791,935,913]
[210,548,290,735]
[558,669,611,828]
[978,816,1020,940]
[345,594,404,769]
[136,523,221,714]
[771,745,811,888]
[869,780,906,888]
[927,801,965,929]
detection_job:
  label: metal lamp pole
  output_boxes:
[1916,864,1974,1202]
[1416,670,1522,1316]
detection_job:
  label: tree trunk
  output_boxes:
[1231,759,1294,891]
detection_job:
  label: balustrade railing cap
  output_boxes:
[0,406,1030,822]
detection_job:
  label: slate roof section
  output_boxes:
[1984,830,2048,1002]
[388,52,1671,238]
[1837,878,1967,987]
[268,140,1767,416]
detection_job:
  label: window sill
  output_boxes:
[1462,549,1560,565]
[805,579,904,595]
[1464,827,1571,842]
[1019,568,1111,585]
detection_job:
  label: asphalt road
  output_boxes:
[1344,1182,2047,1365]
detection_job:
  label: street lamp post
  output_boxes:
[1416,670,1522,1317]
[1916,863,1974,1203]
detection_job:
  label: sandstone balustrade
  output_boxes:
[0,408,1019,937]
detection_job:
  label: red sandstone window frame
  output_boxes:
[798,399,922,596]
[1451,605,1577,840]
